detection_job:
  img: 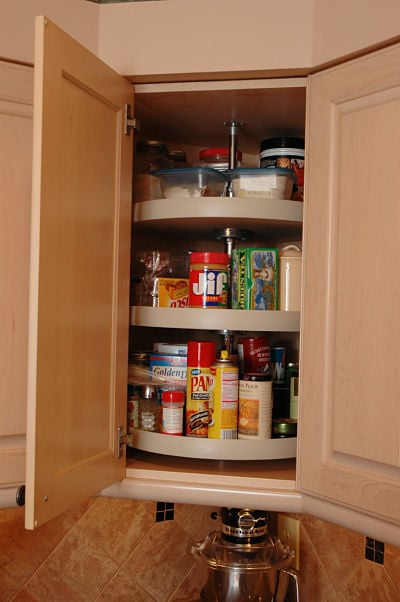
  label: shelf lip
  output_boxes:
[129,429,297,461]
[101,477,302,513]
[133,197,303,224]
[130,306,300,332]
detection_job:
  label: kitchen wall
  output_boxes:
[2,0,400,78]
[1,497,399,601]
[0,0,99,64]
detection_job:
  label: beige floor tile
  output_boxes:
[76,497,155,565]
[113,520,195,602]
[338,559,400,602]
[15,564,87,602]
[0,565,20,602]
[38,526,118,599]
[173,504,218,545]
[300,514,364,586]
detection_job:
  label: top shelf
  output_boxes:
[133,197,303,242]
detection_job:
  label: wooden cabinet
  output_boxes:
[3,15,400,540]
[0,60,33,490]
[299,42,400,526]
[25,17,133,529]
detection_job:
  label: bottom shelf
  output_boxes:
[129,428,297,461]
[126,447,296,483]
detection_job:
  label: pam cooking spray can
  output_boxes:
[185,340,216,437]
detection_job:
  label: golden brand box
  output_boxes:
[157,278,189,308]
[231,248,278,310]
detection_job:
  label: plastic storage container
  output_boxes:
[259,137,304,201]
[228,168,295,199]
[133,139,169,202]
[153,167,228,198]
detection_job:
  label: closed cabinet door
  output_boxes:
[299,42,400,524]
[25,16,133,529]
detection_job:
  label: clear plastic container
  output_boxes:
[153,167,228,198]
[133,139,169,202]
[228,168,295,199]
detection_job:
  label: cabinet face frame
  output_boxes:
[299,41,400,524]
[25,16,133,529]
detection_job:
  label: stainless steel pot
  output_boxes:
[192,509,299,602]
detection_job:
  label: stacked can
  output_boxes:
[208,351,239,439]
[185,341,216,437]
[238,373,273,440]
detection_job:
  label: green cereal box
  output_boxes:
[231,248,278,310]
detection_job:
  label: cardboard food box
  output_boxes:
[157,278,189,308]
[231,248,278,310]
[149,352,187,387]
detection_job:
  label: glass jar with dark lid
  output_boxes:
[133,139,169,201]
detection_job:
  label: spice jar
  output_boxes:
[133,139,169,202]
[138,385,161,432]
[189,252,229,308]
[161,389,185,435]
[167,150,188,168]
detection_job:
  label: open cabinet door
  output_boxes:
[25,16,133,529]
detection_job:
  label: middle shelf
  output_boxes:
[130,306,300,331]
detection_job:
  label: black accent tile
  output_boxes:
[365,537,385,564]
[155,501,175,522]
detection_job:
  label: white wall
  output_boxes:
[1,1,399,79]
[312,0,400,66]
[97,0,315,77]
[0,0,99,64]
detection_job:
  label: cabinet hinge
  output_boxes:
[124,104,139,135]
[117,426,128,458]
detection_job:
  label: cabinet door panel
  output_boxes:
[26,17,133,529]
[299,42,400,523]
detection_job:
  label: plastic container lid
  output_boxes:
[136,139,168,153]
[260,137,305,153]
[199,147,242,161]
[153,167,227,180]
[279,245,302,257]
[228,167,295,181]
[189,252,230,265]
[187,341,216,367]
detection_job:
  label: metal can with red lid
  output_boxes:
[189,252,229,309]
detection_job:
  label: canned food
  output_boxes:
[237,336,271,378]
[271,347,286,384]
[238,373,273,440]
[272,418,297,438]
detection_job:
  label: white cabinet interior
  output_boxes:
[125,78,306,497]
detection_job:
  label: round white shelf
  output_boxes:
[130,306,300,332]
[133,197,303,241]
[129,429,297,461]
